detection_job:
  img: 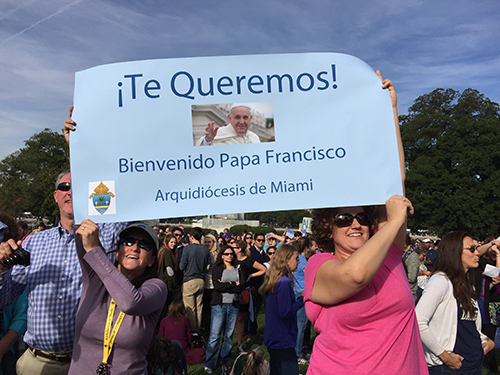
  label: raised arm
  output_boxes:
[63,105,76,146]
[76,219,166,315]
[311,195,413,305]
[374,71,408,250]
[477,239,500,257]
[376,70,404,187]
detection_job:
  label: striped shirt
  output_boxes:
[0,221,126,352]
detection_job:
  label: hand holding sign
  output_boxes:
[64,105,76,145]
[70,53,403,223]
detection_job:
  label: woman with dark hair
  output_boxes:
[158,234,178,309]
[204,247,245,374]
[68,220,167,375]
[416,231,495,374]
[264,246,276,268]
[303,73,427,375]
[259,244,303,375]
[234,240,266,351]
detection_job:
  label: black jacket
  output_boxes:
[210,264,246,306]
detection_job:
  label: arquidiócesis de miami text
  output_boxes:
[118,146,346,173]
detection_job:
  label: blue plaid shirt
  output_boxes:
[0,221,126,352]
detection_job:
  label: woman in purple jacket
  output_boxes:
[69,220,167,375]
[259,244,303,375]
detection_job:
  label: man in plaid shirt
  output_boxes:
[0,169,126,375]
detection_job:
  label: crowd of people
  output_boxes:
[6,204,500,375]
[3,73,500,375]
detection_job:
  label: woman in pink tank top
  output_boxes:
[303,72,428,375]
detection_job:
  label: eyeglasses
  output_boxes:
[255,239,264,242]
[174,233,182,237]
[333,212,373,228]
[245,237,252,240]
[464,245,478,253]
[120,237,154,251]
[222,252,234,257]
[268,251,275,255]
[57,182,71,191]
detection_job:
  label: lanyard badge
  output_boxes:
[96,299,125,375]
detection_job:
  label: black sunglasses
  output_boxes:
[57,182,71,191]
[333,212,373,228]
[120,237,154,251]
[222,252,234,256]
[464,245,478,253]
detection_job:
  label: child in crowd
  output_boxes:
[159,298,192,351]
[147,336,188,375]
[230,345,270,375]
[259,245,303,375]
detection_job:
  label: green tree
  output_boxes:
[400,88,500,238]
[0,129,69,222]
[245,209,311,228]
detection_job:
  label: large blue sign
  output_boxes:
[70,53,403,223]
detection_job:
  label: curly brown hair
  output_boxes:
[311,206,378,254]
[146,336,176,373]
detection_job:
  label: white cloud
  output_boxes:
[1,0,499,160]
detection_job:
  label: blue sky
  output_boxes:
[1,0,499,160]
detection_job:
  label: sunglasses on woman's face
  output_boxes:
[333,212,373,228]
[120,237,154,251]
[464,245,478,253]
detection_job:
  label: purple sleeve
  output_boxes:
[83,247,167,315]
[276,277,304,319]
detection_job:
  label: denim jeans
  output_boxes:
[295,305,308,357]
[267,347,299,375]
[204,303,239,370]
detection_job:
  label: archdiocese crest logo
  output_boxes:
[89,181,116,216]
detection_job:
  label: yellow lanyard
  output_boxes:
[102,299,125,364]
